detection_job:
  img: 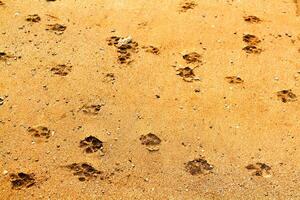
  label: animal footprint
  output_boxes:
[243,16,262,23]
[26,14,41,23]
[246,163,272,177]
[243,34,261,45]
[79,136,103,154]
[27,126,53,139]
[103,73,116,84]
[0,52,14,61]
[50,64,72,76]
[80,104,104,115]
[140,133,161,151]
[65,163,102,181]
[0,1,4,5]
[183,52,202,64]
[176,66,200,82]
[107,36,139,64]
[277,90,297,103]
[46,24,66,35]
[179,1,197,12]
[10,172,35,190]
[185,157,213,175]
[142,46,160,55]
[225,76,244,84]
[242,45,262,54]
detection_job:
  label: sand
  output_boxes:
[0,0,300,199]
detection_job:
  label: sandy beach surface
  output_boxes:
[1,0,300,199]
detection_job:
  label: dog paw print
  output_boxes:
[183,52,202,64]
[242,34,262,54]
[107,36,139,64]
[225,76,244,84]
[142,46,160,55]
[185,157,213,175]
[0,52,15,62]
[50,64,72,76]
[243,34,261,45]
[46,24,66,35]
[243,16,262,23]
[140,133,161,152]
[176,66,200,82]
[26,14,41,23]
[277,90,297,103]
[80,104,104,115]
[103,73,116,84]
[27,126,53,139]
[242,45,262,54]
[79,136,103,154]
[65,163,102,181]
[246,163,272,177]
[179,1,197,12]
[10,172,36,190]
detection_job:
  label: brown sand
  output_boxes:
[1,0,300,199]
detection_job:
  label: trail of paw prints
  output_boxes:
[50,64,72,76]
[277,89,297,103]
[179,1,197,12]
[9,172,36,190]
[185,156,213,175]
[107,36,139,64]
[27,126,54,140]
[65,163,102,182]
[140,133,161,152]
[246,163,272,177]
[79,136,104,154]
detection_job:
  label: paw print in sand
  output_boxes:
[176,66,200,82]
[179,1,197,12]
[65,163,102,181]
[185,157,213,175]
[225,76,244,84]
[80,103,104,115]
[46,24,66,35]
[140,133,161,152]
[26,14,41,23]
[183,52,202,64]
[243,34,261,45]
[246,163,272,177]
[243,15,262,23]
[50,64,72,76]
[277,90,297,103]
[10,172,36,190]
[242,45,262,54]
[142,46,160,55]
[79,136,103,154]
[27,126,53,139]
